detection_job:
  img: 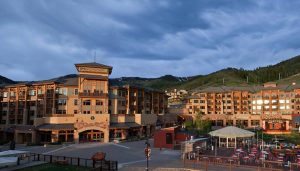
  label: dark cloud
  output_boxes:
[0,0,300,80]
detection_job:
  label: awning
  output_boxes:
[36,124,74,131]
[110,122,141,129]
[4,127,15,133]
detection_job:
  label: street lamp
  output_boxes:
[214,137,217,156]
[196,146,201,161]
[145,139,151,171]
[274,135,278,149]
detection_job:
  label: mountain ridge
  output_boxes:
[1,55,300,90]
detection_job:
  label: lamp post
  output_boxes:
[214,137,217,156]
[261,131,264,150]
[274,135,278,149]
[196,146,201,161]
[145,139,151,171]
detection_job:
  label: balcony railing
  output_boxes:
[45,114,74,117]
[79,92,108,98]
[295,95,300,98]
[9,96,16,100]
[37,94,44,99]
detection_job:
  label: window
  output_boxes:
[83,110,90,114]
[74,89,78,95]
[74,99,78,105]
[83,100,91,106]
[30,110,35,116]
[96,100,103,106]
[29,90,36,96]
[2,102,8,107]
[166,133,173,144]
[10,92,15,97]
[2,111,7,116]
[57,110,66,114]
[58,99,66,105]
[96,111,102,114]
[3,92,8,98]
[74,110,78,114]
[37,89,43,95]
[30,101,36,106]
[58,88,67,95]
[194,100,199,103]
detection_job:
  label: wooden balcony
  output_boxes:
[9,115,15,119]
[18,95,27,100]
[9,96,16,100]
[79,92,108,98]
[242,97,248,100]
[37,94,44,99]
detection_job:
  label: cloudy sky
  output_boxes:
[1,0,300,80]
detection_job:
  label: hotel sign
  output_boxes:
[75,121,109,130]
[261,113,282,120]
[79,67,108,74]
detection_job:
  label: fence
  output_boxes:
[183,154,300,171]
[24,153,118,170]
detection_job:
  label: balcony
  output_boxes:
[45,114,74,117]
[18,95,27,100]
[79,92,108,98]
[207,95,213,99]
[9,96,16,100]
[9,115,15,119]
[37,94,44,99]
[295,95,300,98]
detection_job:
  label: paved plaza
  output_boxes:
[1,140,268,170]
[3,139,184,170]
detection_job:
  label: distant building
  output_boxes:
[183,82,300,134]
[165,89,188,106]
[0,62,168,144]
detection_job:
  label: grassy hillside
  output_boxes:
[1,55,300,91]
[110,55,300,91]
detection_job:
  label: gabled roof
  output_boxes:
[209,126,255,138]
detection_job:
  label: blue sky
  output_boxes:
[1,0,300,80]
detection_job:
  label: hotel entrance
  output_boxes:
[79,130,104,143]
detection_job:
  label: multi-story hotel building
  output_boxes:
[0,63,168,144]
[184,82,300,134]
[165,89,188,106]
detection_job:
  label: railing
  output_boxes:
[79,92,108,98]
[9,96,16,100]
[29,153,118,170]
[45,114,74,117]
[183,154,299,171]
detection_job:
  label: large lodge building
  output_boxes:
[184,82,300,134]
[0,63,168,144]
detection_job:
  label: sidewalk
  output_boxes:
[0,161,46,171]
